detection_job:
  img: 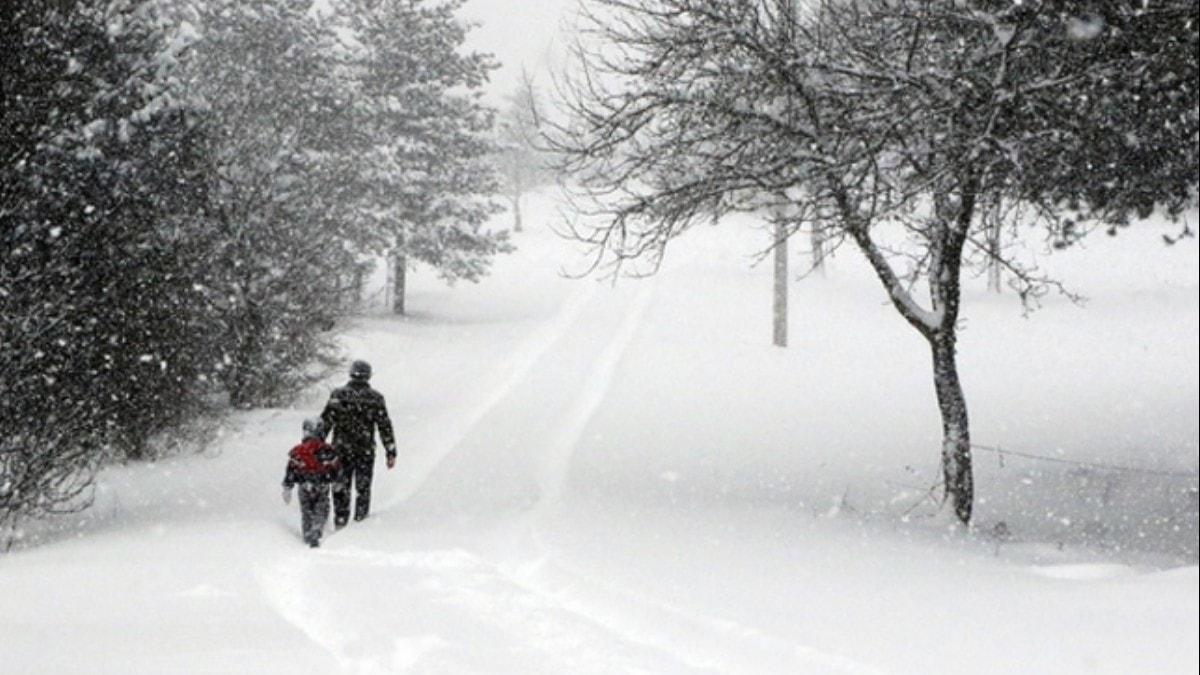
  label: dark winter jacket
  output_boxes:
[282,438,340,487]
[320,379,397,459]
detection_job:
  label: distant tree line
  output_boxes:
[1,0,506,532]
[552,0,1198,523]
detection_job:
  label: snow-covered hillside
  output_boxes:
[2,191,1197,674]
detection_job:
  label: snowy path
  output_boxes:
[251,279,696,673]
[253,270,884,674]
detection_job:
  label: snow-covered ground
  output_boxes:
[2,192,1197,674]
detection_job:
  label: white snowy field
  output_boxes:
[2,191,1197,674]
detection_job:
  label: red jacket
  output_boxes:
[282,438,340,487]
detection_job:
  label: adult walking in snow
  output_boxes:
[321,360,397,527]
[282,418,340,548]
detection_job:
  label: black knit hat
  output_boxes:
[349,360,372,380]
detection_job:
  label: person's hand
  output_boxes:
[386,455,396,470]
[282,486,292,504]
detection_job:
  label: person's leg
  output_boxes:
[331,454,352,527]
[314,484,330,542]
[308,484,331,546]
[297,488,311,544]
[299,484,321,547]
[353,451,376,521]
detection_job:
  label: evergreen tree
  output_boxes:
[176,0,366,406]
[2,0,217,528]
[334,0,510,315]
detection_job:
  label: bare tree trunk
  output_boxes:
[227,287,265,409]
[931,330,973,524]
[929,185,976,525]
[773,219,788,347]
[383,253,393,310]
[845,183,977,525]
[355,267,365,306]
[392,253,406,315]
[510,192,523,232]
[392,231,409,315]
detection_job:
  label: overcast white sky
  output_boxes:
[458,0,578,100]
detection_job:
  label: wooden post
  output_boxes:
[774,0,796,346]
[773,218,788,348]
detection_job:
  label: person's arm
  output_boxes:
[282,456,297,503]
[375,395,397,467]
[283,456,298,488]
[319,392,337,440]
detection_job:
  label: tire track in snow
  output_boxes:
[468,265,884,673]
[532,282,656,513]
[258,545,715,674]
[273,539,884,675]
[376,281,600,511]
[506,550,891,675]
[473,275,883,673]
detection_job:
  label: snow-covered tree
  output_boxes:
[333,0,510,315]
[552,0,1199,524]
[176,0,366,406]
[2,0,216,529]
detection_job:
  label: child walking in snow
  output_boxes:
[282,418,340,548]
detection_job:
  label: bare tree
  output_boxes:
[551,0,1198,524]
[495,74,554,233]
